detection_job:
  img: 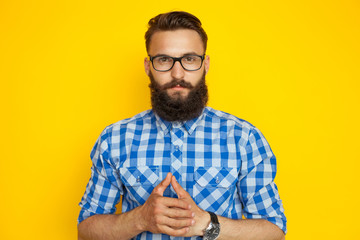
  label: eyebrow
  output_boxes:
[151,51,202,58]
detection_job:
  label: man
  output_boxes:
[78,11,286,240]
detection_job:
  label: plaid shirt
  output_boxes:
[78,107,287,239]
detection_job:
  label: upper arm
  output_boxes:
[238,127,287,234]
[78,127,123,224]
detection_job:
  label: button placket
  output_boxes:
[170,124,184,192]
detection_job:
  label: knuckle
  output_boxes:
[153,187,160,194]
[173,219,188,228]
[184,191,191,197]
[174,199,182,206]
[173,209,182,216]
[158,225,169,234]
[154,215,162,224]
[177,209,188,217]
[184,219,193,227]
[153,207,162,215]
[179,200,189,208]
[153,197,162,204]
[174,220,183,228]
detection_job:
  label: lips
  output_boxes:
[171,84,185,90]
[163,80,193,90]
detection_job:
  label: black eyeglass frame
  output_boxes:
[148,54,206,72]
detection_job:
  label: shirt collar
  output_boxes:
[153,107,207,135]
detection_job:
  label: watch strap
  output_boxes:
[208,211,219,224]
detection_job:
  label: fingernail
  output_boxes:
[191,219,195,225]
[192,212,195,217]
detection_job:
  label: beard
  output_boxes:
[149,71,208,122]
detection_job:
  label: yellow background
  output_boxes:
[1,0,359,239]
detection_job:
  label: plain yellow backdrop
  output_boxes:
[1,0,359,239]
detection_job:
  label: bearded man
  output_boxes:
[78,11,287,240]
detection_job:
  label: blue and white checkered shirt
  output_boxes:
[78,107,287,239]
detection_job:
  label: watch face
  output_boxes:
[209,224,220,235]
[204,223,220,240]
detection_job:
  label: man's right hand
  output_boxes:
[137,172,195,237]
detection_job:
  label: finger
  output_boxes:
[171,175,189,199]
[159,225,189,237]
[161,196,192,210]
[166,207,195,219]
[156,215,195,229]
[153,172,172,196]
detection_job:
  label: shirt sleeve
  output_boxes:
[238,127,287,234]
[78,126,123,224]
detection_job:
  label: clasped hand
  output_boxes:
[137,172,210,237]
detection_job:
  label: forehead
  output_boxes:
[148,29,204,56]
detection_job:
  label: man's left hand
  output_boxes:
[170,175,211,237]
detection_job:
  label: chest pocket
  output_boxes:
[193,167,238,215]
[119,166,159,205]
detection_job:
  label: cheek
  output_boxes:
[187,72,204,85]
[150,70,171,84]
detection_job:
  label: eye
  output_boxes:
[184,56,196,62]
[183,56,201,64]
[156,56,172,63]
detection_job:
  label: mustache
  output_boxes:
[161,79,194,90]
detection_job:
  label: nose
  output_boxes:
[170,61,185,79]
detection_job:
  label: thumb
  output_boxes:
[171,175,188,199]
[153,172,172,196]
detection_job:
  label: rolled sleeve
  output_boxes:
[78,126,123,224]
[238,127,287,233]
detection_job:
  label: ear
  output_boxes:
[204,55,210,75]
[144,57,150,76]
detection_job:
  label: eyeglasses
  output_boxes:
[149,54,205,72]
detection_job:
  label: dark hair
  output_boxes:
[145,11,208,53]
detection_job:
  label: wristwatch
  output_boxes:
[203,211,220,240]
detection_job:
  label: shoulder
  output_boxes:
[100,109,154,136]
[203,107,269,146]
[204,106,255,130]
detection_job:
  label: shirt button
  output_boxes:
[215,177,220,184]
[136,176,140,183]
[175,146,179,150]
